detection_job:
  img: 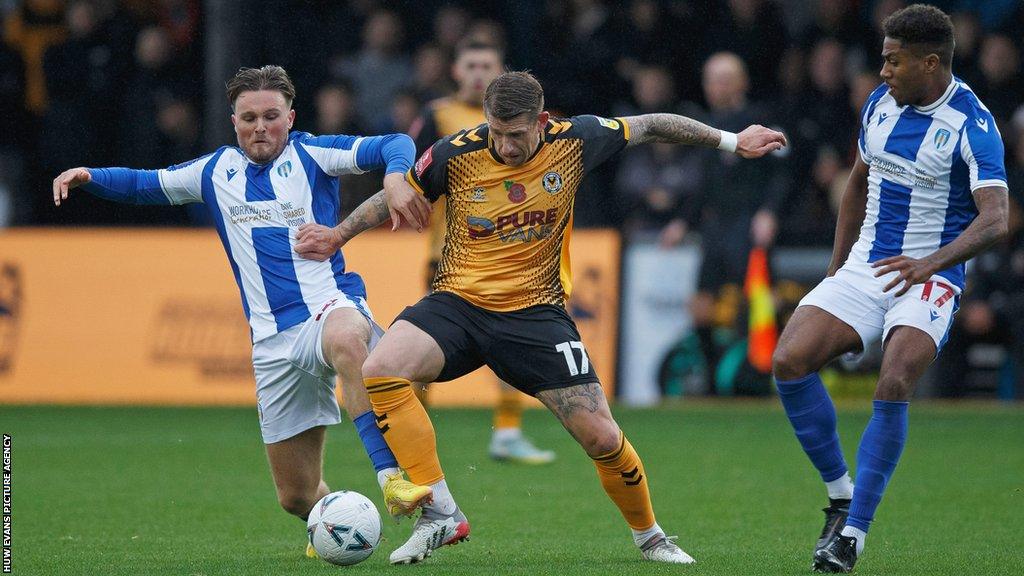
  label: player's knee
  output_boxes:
[361,351,391,380]
[577,420,621,457]
[875,372,916,401]
[323,332,368,372]
[772,346,809,381]
[278,491,316,519]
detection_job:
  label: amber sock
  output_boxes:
[365,376,444,485]
[591,432,656,530]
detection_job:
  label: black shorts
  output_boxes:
[394,291,599,396]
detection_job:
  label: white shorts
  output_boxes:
[252,294,383,444]
[798,260,959,355]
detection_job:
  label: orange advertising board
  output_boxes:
[0,228,619,406]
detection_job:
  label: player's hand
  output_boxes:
[295,223,343,261]
[52,167,92,206]
[750,209,777,248]
[658,218,688,248]
[872,255,937,297]
[383,173,431,232]
[735,125,787,159]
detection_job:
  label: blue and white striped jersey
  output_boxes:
[850,78,1008,291]
[84,131,413,342]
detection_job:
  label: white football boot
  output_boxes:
[640,533,696,564]
[389,507,470,565]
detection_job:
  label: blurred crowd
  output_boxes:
[2,0,1023,394]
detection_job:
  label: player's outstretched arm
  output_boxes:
[622,113,787,158]
[872,187,1008,296]
[52,167,92,206]
[827,160,870,276]
[53,165,187,207]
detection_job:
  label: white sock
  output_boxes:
[840,525,867,555]
[376,467,402,490]
[826,473,854,500]
[427,479,457,515]
[492,427,522,442]
[632,522,663,548]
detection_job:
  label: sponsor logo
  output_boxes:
[467,216,495,239]
[276,160,292,178]
[227,204,273,224]
[976,117,988,131]
[150,298,252,379]
[466,208,558,243]
[912,168,938,189]
[871,157,906,178]
[226,167,238,181]
[504,180,527,203]
[471,187,487,202]
[597,117,620,130]
[542,171,563,194]
[415,147,433,178]
[934,128,950,149]
[0,264,21,376]
[279,201,307,226]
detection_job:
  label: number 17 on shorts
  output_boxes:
[555,341,590,376]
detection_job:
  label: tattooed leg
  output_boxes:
[537,382,621,457]
[538,382,659,532]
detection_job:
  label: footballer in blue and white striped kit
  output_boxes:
[770,5,1009,573]
[52,66,435,550]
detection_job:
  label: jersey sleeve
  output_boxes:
[569,115,631,172]
[302,133,414,177]
[406,138,448,203]
[156,153,215,204]
[960,110,1008,192]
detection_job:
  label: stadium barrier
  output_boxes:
[0,228,619,406]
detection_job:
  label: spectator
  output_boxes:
[950,11,983,88]
[538,0,624,114]
[313,82,364,136]
[703,0,789,101]
[613,65,705,238]
[777,146,841,247]
[331,9,413,131]
[412,43,453,103]
[41,1,121,171]
[119,26,193,169]
[974,34,1022,127]
[431,5,471,53]
[670,52,790,390]
[3,0,66,116]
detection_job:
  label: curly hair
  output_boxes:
[883,4,955,66]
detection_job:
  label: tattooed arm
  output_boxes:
[338,189,391,245]
[622,113,787,158]
[293,189,390,261]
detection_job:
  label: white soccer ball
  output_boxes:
[307,490,382,566]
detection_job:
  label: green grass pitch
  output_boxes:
[3,403,1022,575]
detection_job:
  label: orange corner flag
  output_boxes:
[744,247,777,373]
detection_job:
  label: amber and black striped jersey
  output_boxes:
[409,98,487,262]
[406,115,630,312]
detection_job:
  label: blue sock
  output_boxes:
[354,411,398,472]
[776,372,848,482]
[847,400,909,532]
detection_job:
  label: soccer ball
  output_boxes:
[306,490,382,566]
